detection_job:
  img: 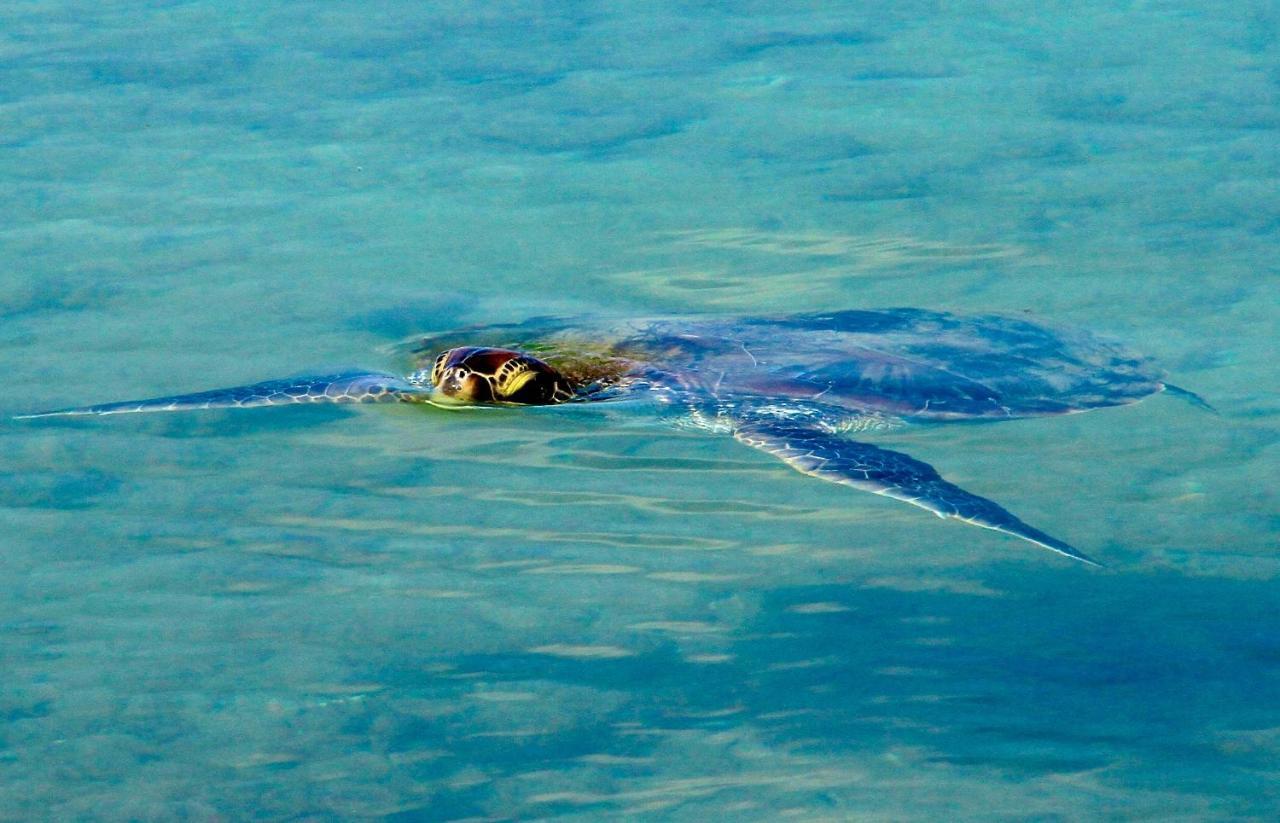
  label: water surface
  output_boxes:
[2,1,1277,819]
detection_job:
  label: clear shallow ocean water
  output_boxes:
[2,1,1277,819]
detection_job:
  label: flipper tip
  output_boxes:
[1028,535,1104,568]
[14,408,100,420]
[1067,551,1104,568]
[965,516,1104,567]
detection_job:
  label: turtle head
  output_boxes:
[429,347,573,405]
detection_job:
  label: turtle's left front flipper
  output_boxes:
[15,371,427,419]
[733,419,1100,566]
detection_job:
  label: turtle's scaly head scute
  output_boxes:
[429,347,573,405]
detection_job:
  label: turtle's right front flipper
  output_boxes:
[15,371,427,419]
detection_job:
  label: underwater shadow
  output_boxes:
[371,568,1280,817]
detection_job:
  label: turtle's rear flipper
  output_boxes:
[15,371,427,419]
[733,418,1101,566]
[1162,383,1216,414]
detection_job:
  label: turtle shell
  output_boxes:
[408,308,1166,420]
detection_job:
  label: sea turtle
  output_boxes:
[18,308,1209,566]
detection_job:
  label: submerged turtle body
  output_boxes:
[19,308,1206,566]
[409,308,1165,421]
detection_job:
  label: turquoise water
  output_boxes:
[3,1,1277,819]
